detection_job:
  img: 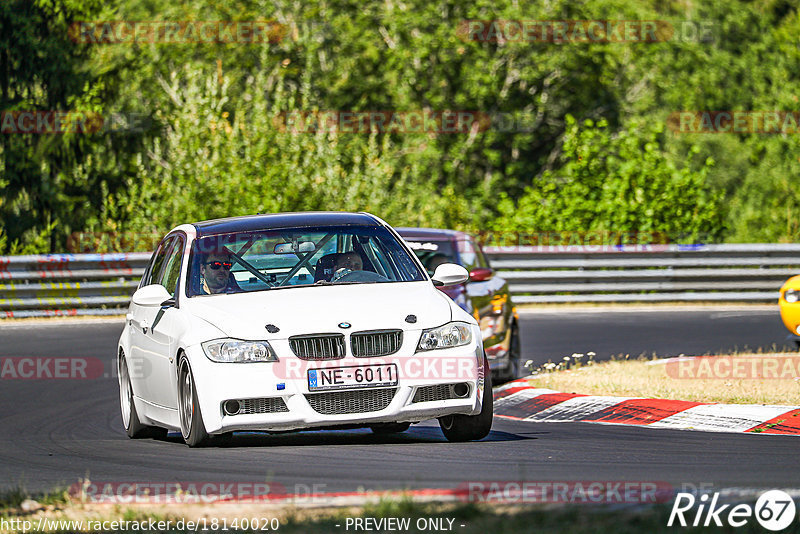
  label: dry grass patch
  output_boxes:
[527,353,800,405]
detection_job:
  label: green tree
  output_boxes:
[0,0,105,251]
[4,0,800,251]
[491,116,725,242]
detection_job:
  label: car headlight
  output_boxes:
[201,339,278,363]
[417,322,473,351]
[785,289,799,303]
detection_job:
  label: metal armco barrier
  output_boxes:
[484,243,800,304]
[0,253,150,318]
[0,244,798,318]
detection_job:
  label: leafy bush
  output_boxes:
[490,117,726,243]
[95,64,472,243]
[2,0,800,251]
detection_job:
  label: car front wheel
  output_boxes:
[438,356,493,442]
[178,357,210,447]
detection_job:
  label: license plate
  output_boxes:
[308,364,398,391]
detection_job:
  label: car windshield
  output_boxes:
[402,239,458,276]
[187,225,426,296]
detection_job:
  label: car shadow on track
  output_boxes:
[156,425,530,448]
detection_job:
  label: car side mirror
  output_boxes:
[132,284,172,307]
[469,267,494,282]
[431,263,469,287]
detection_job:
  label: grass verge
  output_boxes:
[525,352,800,404]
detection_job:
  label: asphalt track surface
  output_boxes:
[1,308,799,495]
[519,307,799,367]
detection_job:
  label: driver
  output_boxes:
[331,251,363,282]
[200,250,240,294]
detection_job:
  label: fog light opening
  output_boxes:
[796,325,800,336]
[224,399,241,416]
[453,383,470,398]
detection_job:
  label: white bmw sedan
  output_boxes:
[118,212,493,446]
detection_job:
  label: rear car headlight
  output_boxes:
[202,339,278,363]
[417,322,473,351]
[785,289,799,303]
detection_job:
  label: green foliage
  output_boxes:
[725,136,800,243]
[0,0,105,253]
[96,64,469,241]
[0,223,57,255]
[1,0,799,252]
[491,117,726,242]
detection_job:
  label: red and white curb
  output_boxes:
[493,379,800,435]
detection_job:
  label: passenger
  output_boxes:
[199,251,240,294]
[331,251,364,282]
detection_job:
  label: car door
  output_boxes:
[136,234,186,409]
[128,236,173,404]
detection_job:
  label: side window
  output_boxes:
[141,237,174,287]
[160,235,185,297]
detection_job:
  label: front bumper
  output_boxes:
[186,341,485,434]
[779,276,800,335]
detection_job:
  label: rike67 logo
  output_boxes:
[668,490,797,531]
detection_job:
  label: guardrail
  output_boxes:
[0,253,150,318]
[0,244,797,317]
[483,243,800,304]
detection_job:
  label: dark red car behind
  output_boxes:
[396,228,521,382]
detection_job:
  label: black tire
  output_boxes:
[119,352,166,439]
[178,357,210,447]
[438,356,493,442]
[497,322,521,383]
[370,422,411,434]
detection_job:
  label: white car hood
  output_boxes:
[182,281,454,339]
